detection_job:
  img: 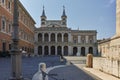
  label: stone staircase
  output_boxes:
[64,56,86,64]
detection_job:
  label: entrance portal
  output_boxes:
[73,47,77,56]
[38,46,42,55]
[81,47,85,56]
[51,46,55,55]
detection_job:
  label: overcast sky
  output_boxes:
[20,0,116,39]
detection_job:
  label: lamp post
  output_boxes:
[9,0,23,80]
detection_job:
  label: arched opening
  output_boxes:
[57,46,62,55]
[81,47,85,56]
[64,46,68,56]
[64,33,68,42]
[38,33,42,42]
[44,33,49,42]
[73,47,77,56]
[51,33,55,42]
[51,46,55,55]
[89,47,93,54]
[38,46,42,55]
[44,46,49,55]
[57,33,62,42]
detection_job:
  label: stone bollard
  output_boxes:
[86,54,93,68]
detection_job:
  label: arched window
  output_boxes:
[73,47,77,56]
[51,46,55,55]
[44,33,49,42]
[64,46,68,56]
[38,46,42,55]
[64,33,68,42]
[51,33,55,42]
[81,47,85,56]
[57,46,62,55]
[38,33,42,42]
[57,33,62,42]
[89,47,93,54]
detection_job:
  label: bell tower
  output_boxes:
[41,6,47,27]
[61,6,67,27]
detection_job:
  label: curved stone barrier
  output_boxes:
[32,63,66,80]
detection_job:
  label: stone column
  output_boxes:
[85,47,89,56]
[10,0,23,79]
[55,33,57,42]
[68,33,71,42]
[78,36,81,43]
[55,46,57,55]
[49,46,51,55]
[86,36,89,43]
[62,46,64,55]
[42,33,44,42]
[49,33,51,42]
[42,46,44,55]
[62,33,64,42]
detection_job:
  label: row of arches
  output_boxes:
[73,47,93,56]
[38,46,93,56]
[38,33,68,42]
[38,46,68,55]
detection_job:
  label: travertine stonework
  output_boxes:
[95,0,120,78]
[34,7,97,56]
[98,0,120,59]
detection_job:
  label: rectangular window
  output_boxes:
[2,0,5,6]
[8,1,11,10]
[2,0,4,4]
[2,20,6,31]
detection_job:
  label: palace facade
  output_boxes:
[34,7,97,56]
[0,0,35,56]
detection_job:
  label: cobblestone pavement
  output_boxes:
[0,56,66,80]
[48,64,101,80]
[0,56,101,80]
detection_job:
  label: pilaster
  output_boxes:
[86,36,89,43]
[49,46,51,55]
[62,33,64,42]
[49,33,51,42]
[85,47,88,56]
[42,33,44,42]
[55,46,57,55]
[42,45,44,55]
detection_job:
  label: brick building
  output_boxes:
[0,0,35,56]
